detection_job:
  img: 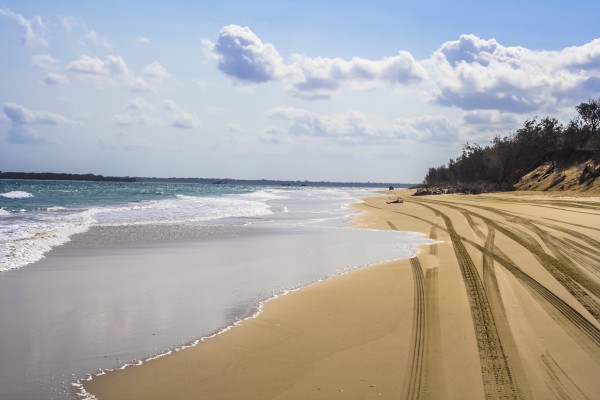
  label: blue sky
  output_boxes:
[1,1,599,182]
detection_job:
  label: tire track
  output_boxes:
[424,267,446,399]
[541,352,591,400]
[417,202,520,400]
[428,224,438,256]
[400,198,600,351]
[460,235,600,352]
[417,199,600,323]
[483,227,532,400]
[404,257,427,400]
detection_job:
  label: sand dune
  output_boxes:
[84,191,600,399]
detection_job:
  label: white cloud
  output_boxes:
[67,55,128,77]
[31,54,59,69]
[203,25,426,99]
[268,107,457,143]
[202,25,285,84]
[67,55,169,92]
[143,61,170,80]
[3,103,73,126]
[44,72,70,86]
[204,26,600,111]
[3,103,74,144]
[114,99,198,128]
[426,34,600,113]
[287,52,426,99]
[60,16,111,50]
[0,7,47,48]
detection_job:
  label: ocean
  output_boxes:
[0,180,432,399]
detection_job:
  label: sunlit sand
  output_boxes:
[85,190,600,399]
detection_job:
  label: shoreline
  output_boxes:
[1,186,430,400]
[83,190,600,399]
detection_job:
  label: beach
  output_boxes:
[0,183,431,399]
[83,190,600,399]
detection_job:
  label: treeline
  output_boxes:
[0,172,136,182]
[423,99,600,191]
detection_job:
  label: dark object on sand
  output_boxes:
[389,186,394,190]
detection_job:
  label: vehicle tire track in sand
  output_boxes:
[541,352,591,400]
[416,202,520,400]
[482,217,600,323]
[397,200,600,353]
[384,216,444,399]
[428,225,438,256]
[417,199,600,323]
[464,234,600,354]
[483,227,532,400]
[404,257,427,400]
[424,267,447,399]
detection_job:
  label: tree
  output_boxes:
[576,98,600,133]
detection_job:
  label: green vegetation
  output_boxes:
[423,99,600,192]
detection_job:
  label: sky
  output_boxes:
[1,1,599,183]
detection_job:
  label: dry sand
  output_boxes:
[84,190,600,399]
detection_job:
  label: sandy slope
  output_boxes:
[84,191,600,399]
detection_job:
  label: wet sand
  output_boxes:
[84,191,600,399]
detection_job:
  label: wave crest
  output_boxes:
[0,191,34,199]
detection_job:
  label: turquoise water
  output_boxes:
[0,180,291,271]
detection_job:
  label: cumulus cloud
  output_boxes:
[67,55,169,92]
[67,54,128,77]
[288,52,426,99]
[202,25,285,83]
[204,26,600,110]
[4,103,72,126]
[3,103,73,144]
[60,16,111,49]
[0,7,47,47]
[203,25,426,99]
[268,107,457,143]
[44,72,70,86]
[427,34,600,113]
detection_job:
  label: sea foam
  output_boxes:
[0,191,34,198]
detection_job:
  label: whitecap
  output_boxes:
[0,191,34,199]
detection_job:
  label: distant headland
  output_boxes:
[0,172,136,182]
[0,171,413,189]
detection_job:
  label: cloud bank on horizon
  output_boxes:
[1,2,598,182]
